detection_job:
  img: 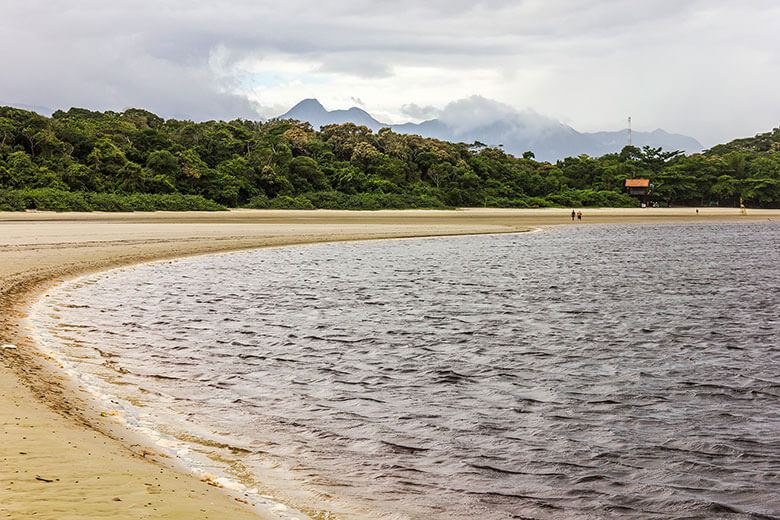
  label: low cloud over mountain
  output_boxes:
[279,96,703,162]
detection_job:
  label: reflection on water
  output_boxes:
[34,222,780,519]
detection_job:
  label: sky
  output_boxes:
[1,0,779,147]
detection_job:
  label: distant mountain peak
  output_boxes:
[293,98,325,110]
[279,99,383,130]
[276,97,702,161]
[283,98,327,120]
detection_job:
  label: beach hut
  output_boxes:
[625,179,651,205]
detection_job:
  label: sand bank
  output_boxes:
[1,207,777,519]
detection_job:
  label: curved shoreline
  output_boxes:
[24,231,536,520]
[1,207,777,519]
[0,208,532,520]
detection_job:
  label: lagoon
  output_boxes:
[33,222,780,519]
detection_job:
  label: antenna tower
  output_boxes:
[628,116,632,146]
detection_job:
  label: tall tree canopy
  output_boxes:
[1,106,779,211]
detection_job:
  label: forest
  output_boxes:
[1,106,778,211]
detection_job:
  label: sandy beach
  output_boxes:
[1,207,777,519]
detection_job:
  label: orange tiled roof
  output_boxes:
[625,179,650,187]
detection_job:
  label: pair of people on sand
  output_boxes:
[570,210,582,222]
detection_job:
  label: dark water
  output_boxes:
[34,222,780,519]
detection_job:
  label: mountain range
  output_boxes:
[278,97,703,162]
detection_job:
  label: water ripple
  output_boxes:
[33,222,780,520]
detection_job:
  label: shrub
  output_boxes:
[244,191,449,210]
[0,188,226,212]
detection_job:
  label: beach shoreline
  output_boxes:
[1,207,777,519]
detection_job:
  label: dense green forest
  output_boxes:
[1,106,778,211]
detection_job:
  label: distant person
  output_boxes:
[696,209,699,215]
[571,209,576,221]
[740,203,747,215]
[577,210,582,222]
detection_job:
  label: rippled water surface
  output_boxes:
[34,223,780,519]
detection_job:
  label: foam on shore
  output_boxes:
[1,208,777,519]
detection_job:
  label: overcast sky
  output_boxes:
[2,0,779,146]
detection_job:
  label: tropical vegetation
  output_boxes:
[1,106,778,211]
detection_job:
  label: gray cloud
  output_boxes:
[437,97,519,133]
[316,56,393,78]
[400,103,441,120]
[1,0,779,144]
[436,96,564,138]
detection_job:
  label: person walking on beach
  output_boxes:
[577,210,582,222]
[571,209,576,221]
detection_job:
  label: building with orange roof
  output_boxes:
[625,179,652,204]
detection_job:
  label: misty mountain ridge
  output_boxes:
[282,98,384,130]
[278,97,702,162]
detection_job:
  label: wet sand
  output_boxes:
[1,207,776,519]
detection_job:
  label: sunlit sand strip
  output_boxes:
[1,208,777,520]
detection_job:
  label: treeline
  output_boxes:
[0,190,224,212]
[0,105,778,212]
